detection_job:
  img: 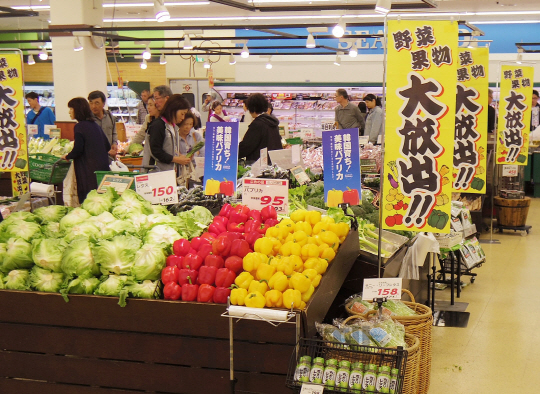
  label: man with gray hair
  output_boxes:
[334,88,365,134]
[153,85,173,111]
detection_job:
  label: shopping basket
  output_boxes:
[29,153,71,184]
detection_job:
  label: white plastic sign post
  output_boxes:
[242,178,289,214]
[194,157,205,180]
[291,144,302,165]
[300,383,324,394]
[260,148,268,167]
[362,278,402,300]
[134,170,178,205]
[502,165,518,177]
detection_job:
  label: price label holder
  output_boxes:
[260,147,268,167]
[291,144,302,165]
[300,383,324,394]
[98,174,133,194]
[300,128,314,140]
[134,170,178,205]
[502,165,518,177]
[359,136,369,146]
[362,278,402,300]
[268,149,294,170]
[27,124,38,137]
[194,156,205,180]
[242,177,289,214]
[291,166,310,185]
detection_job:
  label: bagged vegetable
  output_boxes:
[361,317,406,348]
[3,238,34,272]
[32,238,68,273]
[346,294,376,315]
[61,238,100,277]
[382,299,416,317]
[94,275,130,307]
[29,266,64,293]
[131,243,166,281]
[334,319,378,347]
[316,322,347,343]
[4,269,30,290]
[93,235,142,276]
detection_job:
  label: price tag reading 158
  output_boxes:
[242,178,289,214]
[362,278,402,301]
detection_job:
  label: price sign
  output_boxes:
[300,383,324,394]
[361,159,378,174]
[242,178,289,214]
[502,165,518,177]
[134,170,178,205]
[98,175,133,194]
[291,166,310,185]
[362,278,402,300]
[300,128,314,140]
[321,121,336,131]
[27,124,38,136]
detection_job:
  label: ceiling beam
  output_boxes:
[207,0,255,11]
[0,6,39,18]
[258,2,436,12]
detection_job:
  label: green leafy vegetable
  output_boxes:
[81,188,118,216]
[29,266,64,293]
[111,189,153,219]
[42,222,62,238]
[2,221,42,242]
[144,225,181,251]
[94,275,130,307]
[61,238,100,277]
[128,143,144,156]
[4,269,30,290]
[93,235,142,276]
[63,222,101,243]
[59,208,91,231]
[60,275,101,302]
[126,280,159,299]
[3,238,34,272]
[131,243,167,281]
[32,238,68,273]
[34,205,69,223]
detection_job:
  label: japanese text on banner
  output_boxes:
[0,54,27,172]
[203,122,239,196]
[383,21,458,233]
[453,47,489,194]
[11,171,29,196]
[322,128,361,207]
[496,65,534,165]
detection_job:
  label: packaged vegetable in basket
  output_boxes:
[381,299,416,317]
[335,319,377,347]
[346,294,376,315]
[316,322,346,343]
[363,317,406,348]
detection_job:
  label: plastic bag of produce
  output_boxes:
[315,322,347,343]
[334,319,378,347]
[360,317,406,348]
[381,299,416,317]
[346,294,376,315]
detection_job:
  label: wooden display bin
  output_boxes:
[0,231,359,394]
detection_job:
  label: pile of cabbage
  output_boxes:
[28,137,74,157]
[0,188,214,306]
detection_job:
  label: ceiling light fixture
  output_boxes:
[349,43,358,58]
[332,17,345,38]
[154,0,170,22]
[334,54,341,66]
[203,61,210,69]
[160,53,167,64]
[183,35,193,50]
[141,59,148,69]
[229,54,236,65]
[241,44,249,58]
[102,2,210,7]
[143,45,151,59]
[375,0,392,15]
[266,58,272,69]
[27,55,35,65]
[38,49,48,60]
[517,48,524,64]
[306,33,316,49]
[73,37,83,52]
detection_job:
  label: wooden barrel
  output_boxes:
[494,196,531,227]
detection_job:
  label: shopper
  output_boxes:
[201,89,223,121]
[531,89,540,131]
[62,97,110,203]
[240,101,254,124]
[88,90,117,158]
[179,112,204,161]
[267,103,279,122]
[136,89,151,124]
[25,92,56,140]
[487,89,496,134]
[144,94,192,174]
[130,97,159,146]
[358,101,367,124]
[334,89,365,133]
[153,85,173,111]
[364,93,384,144]
[238,93,281,163]
[209,101,231,122]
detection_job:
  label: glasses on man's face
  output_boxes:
[154,95,164,101]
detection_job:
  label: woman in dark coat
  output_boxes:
[62,97,111,203]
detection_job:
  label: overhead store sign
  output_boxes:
[452,47,489,194]
[496,65,534,166]
[383,20,458,233]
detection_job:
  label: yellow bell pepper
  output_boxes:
[276,256,295,276]
[279,241,302,257]
[230,287,248,305]
[312,222,330,235]
[248,279,269,295]
[290,255,304,272]
[304,257,328,275]
[319,231,340,251]
[280,218,295,227]
[265,289,283,308]
[283,288,303,309]
[290,209,307,223]
[327,189,344,208]
[266,227,279,238]
[269,271,289,292]
[321,216,335,224]
[270,238,282,255]
[291,231,308,247]
[243,253,262,272]
[235,272,254,290]
[294,221,312,236]
[320,247,336,263]
[254,237,274,255]
[301,243,320,261]
[335,222,351,238]
[289,272,311,293]
[268,256,280,268]
[300,301,307,309]
[204,178,221,196]
[306,237,318,245]
[301,284,315,303]
[302,268,322,287]
[276,224,293,241]
[304,211,322,226]
[255,262,276,281]
[245,291,266,308]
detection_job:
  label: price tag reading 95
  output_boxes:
[362,278,402,301]
[242,178,289,214]
[134,170,178,205]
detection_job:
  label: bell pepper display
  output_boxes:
[164,282,182,300]
[198,265,217,285]
[161,266,179,285]
[204,178,221,196]
[283,289,303,309]
[196,244,214,262]
[178,270,198,286]
[245,232,263,248]
[276,256,295,276]
[289,273,311,293]
[197,284,216,303]
[213,287,231,304]
[204,253,225,269]
[229,211,248,224]
[190,237,209,251]
[254,237,274,255]
[303,269,322,288]
[264,218,279,227]
[219,179,235,196]
[249,209,262,222]
[219,203,233,218]
[215,268,237,288]
[327,189,344,207]
[212,235,232,257]
[265,290,283,308]
[209,221,227,235]
[182,277,199,302]
[261,205,277,222]
[200,232,216,243]
[304,258,328,275]
[213,216,229,227]
[225,255,244,274]
[248,279,269,295]
[233,205,250,216]
[166,255,184,268]
[227,222,245,233]
[268,271,289,292]
[234,272,254,289]
[173,239,191,256]
[182,253,203,271]
[245,291,266,308]
[230,239,251,259]
[255,262,276,282]
[230,286,248,305]
[343,187,360,206]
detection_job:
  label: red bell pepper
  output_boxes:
[219,203,233,218]
[245,231,263,248]
[197,284,216,303]
[257,222,270,235]
[343,187,360,206]
[219,180,235,197]
[233,205,250,216]
[244,219,259,234]
[264,218,279,227]
[209,222,226,235]
[249,209,262,222]
[190,237,209,251]
[161,266,179,285]
[198,265,217,285]
[215,268,237,288]
[182,253,203,271]
[181,277,199,302]
[163,282,182,300]
[200,232,216,243]
[212,235,232,257]
[197,244,214,262]
[205,253,225,269]
[172,239,191,257]
[213,287,231,304]
[261,205,277,222]
[230,239,251,259]
[230,211,248,224]
[227,221,245,233]
[218,232,244,243]
[178,270,198,286]
[166,255,184,268]
[213,216,229,226]
[225,255,244,274]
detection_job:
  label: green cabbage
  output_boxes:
[88,211,117,225]
[94,275,130,307]
[186,206,214,226]
[2,221,42,242]
[82,188,118,216]
[111,189,153,219]
[130,214,149,233]
[93,235,142,275]
[61,238,100,277]
[144,225,181,251]
[60,275,101,302]
[59,208,91,231]
[34,205,69,223]
[95,220,137,240]
[131,243,166,281]
[4,269,30,290]
[42,222,62,238]
[144,214,183,232]
[126,280,159,299]
[63,222,101,243]
[128,143,144,156]
[0,243,6,266]
[32,238,68,272]
[3,238,34,272]
[29,266,64,293]
[4,211,39,223]
[151,205,172,215]
[0,272,4,289]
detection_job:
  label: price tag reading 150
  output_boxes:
[242,178,289,214]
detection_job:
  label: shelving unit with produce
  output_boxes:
[106,86,141,124]
[24,84,55,115]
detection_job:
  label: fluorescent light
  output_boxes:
[306,33,316,49]
[334,55,341,66]
[12,5,50,10]
[471,20,540,24]
[349,43,358,58]
[203,61,210,69]
[103,2,209,7]
[154,0,170,22]
[73,37,83,52]
[160,53,167,64]
[183,35,193,49]
[375,0,391,15]
[141,59,148,69]
[266,60,272,69]
[27,55,35,65]
[103,14,382,23]
[229,54,236,65]
[474,11,540,16]
[332,18,345,38]
[38,49,48,60]
[241,44,249,58]
[143,46,151,59]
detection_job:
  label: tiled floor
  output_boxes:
[429,198,540,393]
